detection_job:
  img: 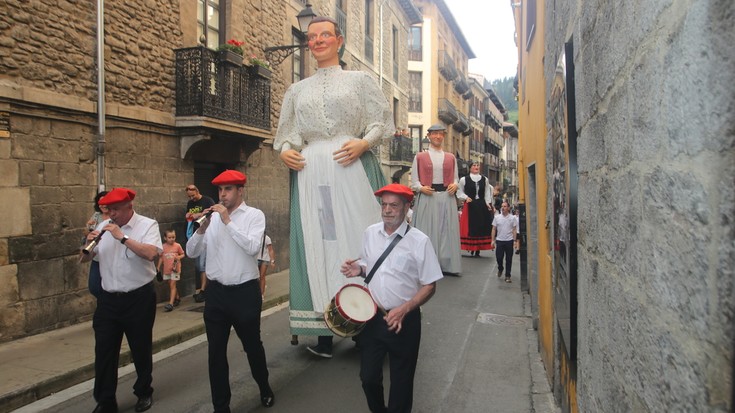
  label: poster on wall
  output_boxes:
[550,41,578,362]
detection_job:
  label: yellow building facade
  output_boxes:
[514,1,577,412]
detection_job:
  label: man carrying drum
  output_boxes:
[340,183,443,413]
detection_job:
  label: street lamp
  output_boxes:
[264,2,317,67]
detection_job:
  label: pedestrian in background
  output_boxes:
[256,233,275,299]
[274,15,392,358]
[158,229,185,312]
[85,190,109,298]
[186,170,275,411]
[80,187,161,413]
[491,201,520,283]
[185,184,215,303]
[341,183,442,413]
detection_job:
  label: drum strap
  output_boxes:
[364,226,411,285]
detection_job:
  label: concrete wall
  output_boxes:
[544,0,735,411]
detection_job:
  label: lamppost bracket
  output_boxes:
[263,44,304,67]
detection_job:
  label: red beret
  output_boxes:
[374,183,414,203]
[212,169,246,186]
[99,188,136,205]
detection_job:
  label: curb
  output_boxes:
[0,294,290,413]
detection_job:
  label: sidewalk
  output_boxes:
[0,270,291,413]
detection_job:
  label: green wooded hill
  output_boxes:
[491,77,518,124]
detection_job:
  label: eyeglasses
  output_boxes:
[307,32,336,43]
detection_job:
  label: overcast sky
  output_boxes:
[443,0,518,82]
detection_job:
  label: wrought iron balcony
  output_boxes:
[453,112,470,134]
[175,46,271,130]
[389,136,415,163]
[438,98,458,124]
[454,75,470,95]
[438,50,458,81]
[507,160,517,169]
[485,153,499,170]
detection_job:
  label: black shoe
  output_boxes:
[193,291,205,303]
[260,389,275,408]
[306,344,333,358]
[92,403,118,413]
[174,298,181,306]
[134,395,153,412]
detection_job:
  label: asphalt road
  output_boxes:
[28,253,534,413]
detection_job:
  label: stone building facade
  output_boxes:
[516,0,734,411]
[0,0,292,342]
[0,0,421,342]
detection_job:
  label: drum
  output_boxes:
[324,284,377,337]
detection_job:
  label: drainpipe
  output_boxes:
[96,0,106,192]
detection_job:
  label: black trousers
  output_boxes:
[204,279,270,413]
[495,240,514,277]
[358,309,421,413]
[93,282,156,405]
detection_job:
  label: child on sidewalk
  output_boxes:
[158,229,185,312]
[256,233,275,300]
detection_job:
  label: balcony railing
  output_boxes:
[438,98,458,124]
[485,153,500,170]
[408,48,422,61]
[453,112,470,134]
[507,160,517,169]
[175,46,271,130]
[438,50,458,81]
[454,75,470,95]
[389,136,414,163]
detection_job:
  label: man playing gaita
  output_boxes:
[186,170,275,412]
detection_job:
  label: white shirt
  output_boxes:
[186,202,265,285]
[492,213,518,242]
[257,235,272,261]
[95,212,162,293]
[359,221,443,311]
[456,173,494,204]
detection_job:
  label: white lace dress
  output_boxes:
[275,66,393,333]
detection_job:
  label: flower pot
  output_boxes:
[217,50,243,65]
[249,64,272,79]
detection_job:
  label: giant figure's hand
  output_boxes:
[419,186,435,196]
[333,139,369,166]
[279,149,306,171]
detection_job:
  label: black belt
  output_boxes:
[208,279,257,290]
[431,184,448,192]
[103,282,152,296]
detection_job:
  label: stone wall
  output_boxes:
[545,0,734,411]
[0,0,294,341]
[0,0,181,113]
